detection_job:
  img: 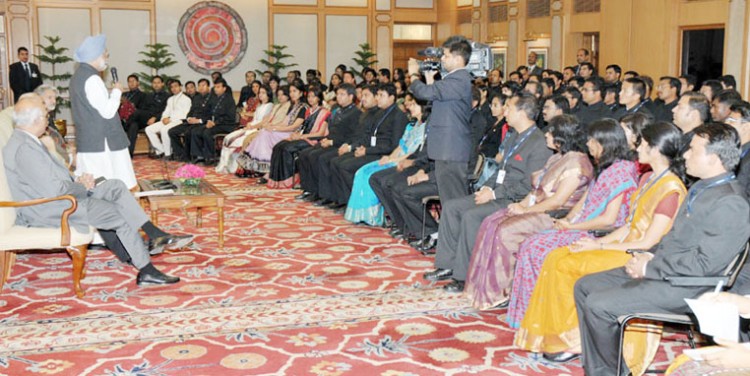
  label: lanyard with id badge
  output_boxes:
[370,105,396,147]
[496,127,535,185]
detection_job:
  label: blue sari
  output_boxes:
[344,120,426,226]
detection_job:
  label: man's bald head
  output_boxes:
[14,94,47,136]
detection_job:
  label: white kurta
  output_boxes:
[74,75,137,189]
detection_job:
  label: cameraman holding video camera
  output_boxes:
[408,35,473,202]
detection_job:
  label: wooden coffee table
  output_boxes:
[138,179,226,247]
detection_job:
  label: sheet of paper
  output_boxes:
[134,189,174,198]
[685,298,739,342]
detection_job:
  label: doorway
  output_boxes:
[681,27,724,87]
[392,41,433,72]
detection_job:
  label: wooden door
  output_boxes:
[392,42,434,74]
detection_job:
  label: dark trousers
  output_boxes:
[434,194,509,281]
[269,140,313,182]
[168,122,195,161]
[434,160,469,203]
[126,110,154,156]
[298,146,338,196]
[188,123,234,160]
[329,154,379,204]
[395,176,440,239]
[574,268,706,376]
[371,167,415,229]
[315,149,346,200]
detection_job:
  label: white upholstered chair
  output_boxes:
[0,123,93,298]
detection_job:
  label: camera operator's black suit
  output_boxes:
[409,69,473,203]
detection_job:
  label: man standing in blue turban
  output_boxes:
[70,34,137,189]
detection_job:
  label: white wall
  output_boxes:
[37,7,92,122]
[101,9,150,85]
[155,0,269,89]
[273,13,318,77]
[326,15,368,76]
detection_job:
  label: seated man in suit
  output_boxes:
[144,79,192,159]
[187,78,236,165]
[573,123,750,375]
[326,83,409,211]
[423,92,552,292]
[3,95,194,285]
[295,83,369,203]
[125,75,169,156]
[169,78,212,162]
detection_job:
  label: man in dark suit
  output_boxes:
[169,78,212,161]
[423,93,553,292]
[4,95,192,285]
[613,77,653,120]
[526,51,543,77]
[653,76,681,123]
[296,84,364,202]
[125,75,169,156]
[187,78,235,164]
[9,47,43,103]
[408,35,474,206]
[327,83,409,210]
[572,123,750,375]
[577,77,612,126]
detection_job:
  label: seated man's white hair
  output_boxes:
[34,84,59,97]
[13,98,45,128]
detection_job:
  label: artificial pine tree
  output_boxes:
[137,43,179,91]
[350,43,378,78]
[35,36,73,114]
[256,44,297,76]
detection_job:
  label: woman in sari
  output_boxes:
[238,80,262,126]
[264,85,331,188]
[215,84,274,174]
[621,112,653,175]
[323,73,341,108]
[244,82,308,175]
[464,114,593,310]
[343,100,428,226]
[515,122,687,372]
[505,119,639,329]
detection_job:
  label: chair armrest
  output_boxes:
[0,194,78,246]
[421,195,440,205]
[664,276,729,287]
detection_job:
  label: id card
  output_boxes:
[528,194,536,207]
[370,136,377,147]
[496,169,506,184]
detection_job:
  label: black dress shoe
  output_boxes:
[149,234,195,255]
[443,279,465,293]
[389,228,403,237]
[542,352,581,363]
[334,206,347,214]
[417,237,437,252]
[423,268,453,281]
[136,268,180,286]
[326,202,345,210]
[257,177,268,185]
[295,192,311,200]
[313,199,332,207]
[303,194,319,203]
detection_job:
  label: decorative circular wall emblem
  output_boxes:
[177,1,247,74]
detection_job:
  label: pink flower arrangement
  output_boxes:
[174,164,206,179]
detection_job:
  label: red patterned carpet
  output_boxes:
[0,157,688,375]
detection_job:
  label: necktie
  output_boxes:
[23,63,30,77]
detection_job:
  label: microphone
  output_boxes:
[110,67,118,83]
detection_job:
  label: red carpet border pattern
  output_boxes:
[0,157,687,375]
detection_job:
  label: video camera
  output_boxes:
[416,41,493,78]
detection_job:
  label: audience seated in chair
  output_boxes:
[168,78,212,162]
[144,79,192,159]
[125,75,168,156]
[187,78,236,165]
